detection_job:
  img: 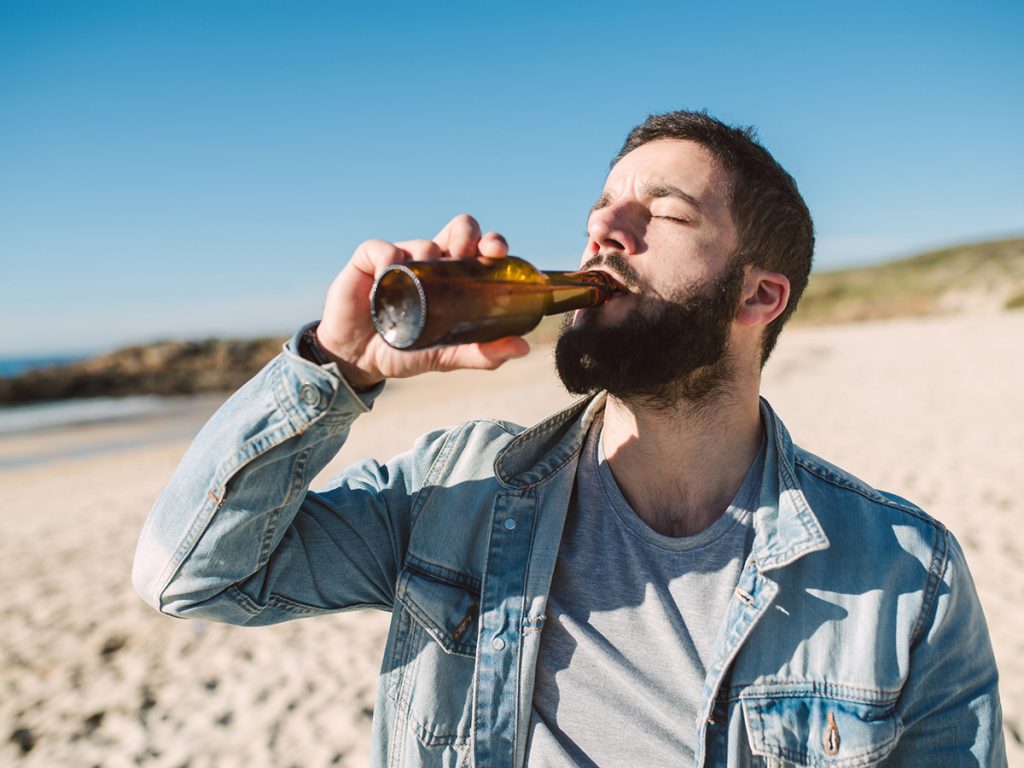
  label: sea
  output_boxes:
[0,354,90,379]
[0,355,224,468]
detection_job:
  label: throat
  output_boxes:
[624,488,735,538]
[598,395,765,540]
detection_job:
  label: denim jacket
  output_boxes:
[134,333,1006,767]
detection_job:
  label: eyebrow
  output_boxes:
[644,183,703,213]
[588,184,703,215]
[589,193,612,215]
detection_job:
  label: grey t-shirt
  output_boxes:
[525,414,764,766]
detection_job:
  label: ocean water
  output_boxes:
[0,396,171,435]
[0,354,163,435]
[0,354,89,379]
[0,354,227,469]
[0,393,226,471]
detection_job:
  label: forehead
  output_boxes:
[606,139,732,201]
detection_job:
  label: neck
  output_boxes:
[600,379,763,537]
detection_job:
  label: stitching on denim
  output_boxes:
[273,354,361,433]
[776,464,822,539]
[404,555,483,593]
[256,507,283,567]
[510,441,585,491]
[265,594,320,614]
[271,356,304,430]
[909,524,948,648]
[495,397,591,486]
[161,429,310,602]
[769,724,900,767]
[396,606,419,705]
[397,603,474,748]
[396,572,478,658]
[393,611,420,762]
[411,714,472,747]
[385,608,412,707]
[400,596,476,657]
[744,696,902,766]
[794,453,941,530]
[223,585,260,615]
[409,425,462,524]
[507,491,538,761]
[227,588,386,618]
[207,411,303,495]
[475,418,520,437]
[284,445,312,504]
[756,418,832,570]
[736,679,902,703]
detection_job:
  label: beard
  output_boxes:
[554,253,746,409]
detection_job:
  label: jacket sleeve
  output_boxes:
[885,529,1008,766]
[132,328,450,626]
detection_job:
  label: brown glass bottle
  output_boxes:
[370,256,622,350]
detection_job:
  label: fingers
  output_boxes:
[356,215,505,278]
[349,237,445,283]
[435,214,482,258]
[349,238,409,278]
[434,337,531,372]
[433,215,508,261]
[395,239,444,262]
[478,231,509,262]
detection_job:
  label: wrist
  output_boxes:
[301,324,383,392]
[299,324,335,366]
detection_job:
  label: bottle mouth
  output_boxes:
[370,264,427,349]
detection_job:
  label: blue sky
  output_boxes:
[2,1,1022,356]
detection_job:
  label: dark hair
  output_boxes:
[614,110,814,366]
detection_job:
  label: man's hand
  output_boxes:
[316,214,531,389]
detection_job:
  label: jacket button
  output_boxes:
[299,383,322,408]
[492,637,506,651]
[504,518,517,530]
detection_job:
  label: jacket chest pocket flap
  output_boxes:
[742,693,902,767]
[392,567,480,747]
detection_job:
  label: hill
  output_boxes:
[793,236,1024,325]
[0,337,285,405]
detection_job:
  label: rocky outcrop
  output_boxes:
[0,337,286,404]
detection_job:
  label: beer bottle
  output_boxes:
[370,256,623,350]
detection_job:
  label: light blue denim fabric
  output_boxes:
[134,328,1006,767]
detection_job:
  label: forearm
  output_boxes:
[132,329,386,623]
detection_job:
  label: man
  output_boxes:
[134,111,1006,766]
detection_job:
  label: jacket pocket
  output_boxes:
[742,691,902,767]
[391,566,480,748]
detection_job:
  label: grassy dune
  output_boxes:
[794,236,1024,325]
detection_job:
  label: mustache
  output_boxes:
[580,252,642,290]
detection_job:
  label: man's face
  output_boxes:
[555,139,747,405]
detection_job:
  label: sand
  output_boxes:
[2,311,1022,766]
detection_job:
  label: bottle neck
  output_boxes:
[541,270,621,314]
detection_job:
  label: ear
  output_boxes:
[735,266,790,328]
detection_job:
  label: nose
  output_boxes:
[586,201,642,257]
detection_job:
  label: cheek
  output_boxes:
[645,264,707,300]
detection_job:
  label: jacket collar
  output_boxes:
[494,393,830,567]
[494,394,604,488]
[753,397,831,571]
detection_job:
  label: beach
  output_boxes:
[2,311,1022,766]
